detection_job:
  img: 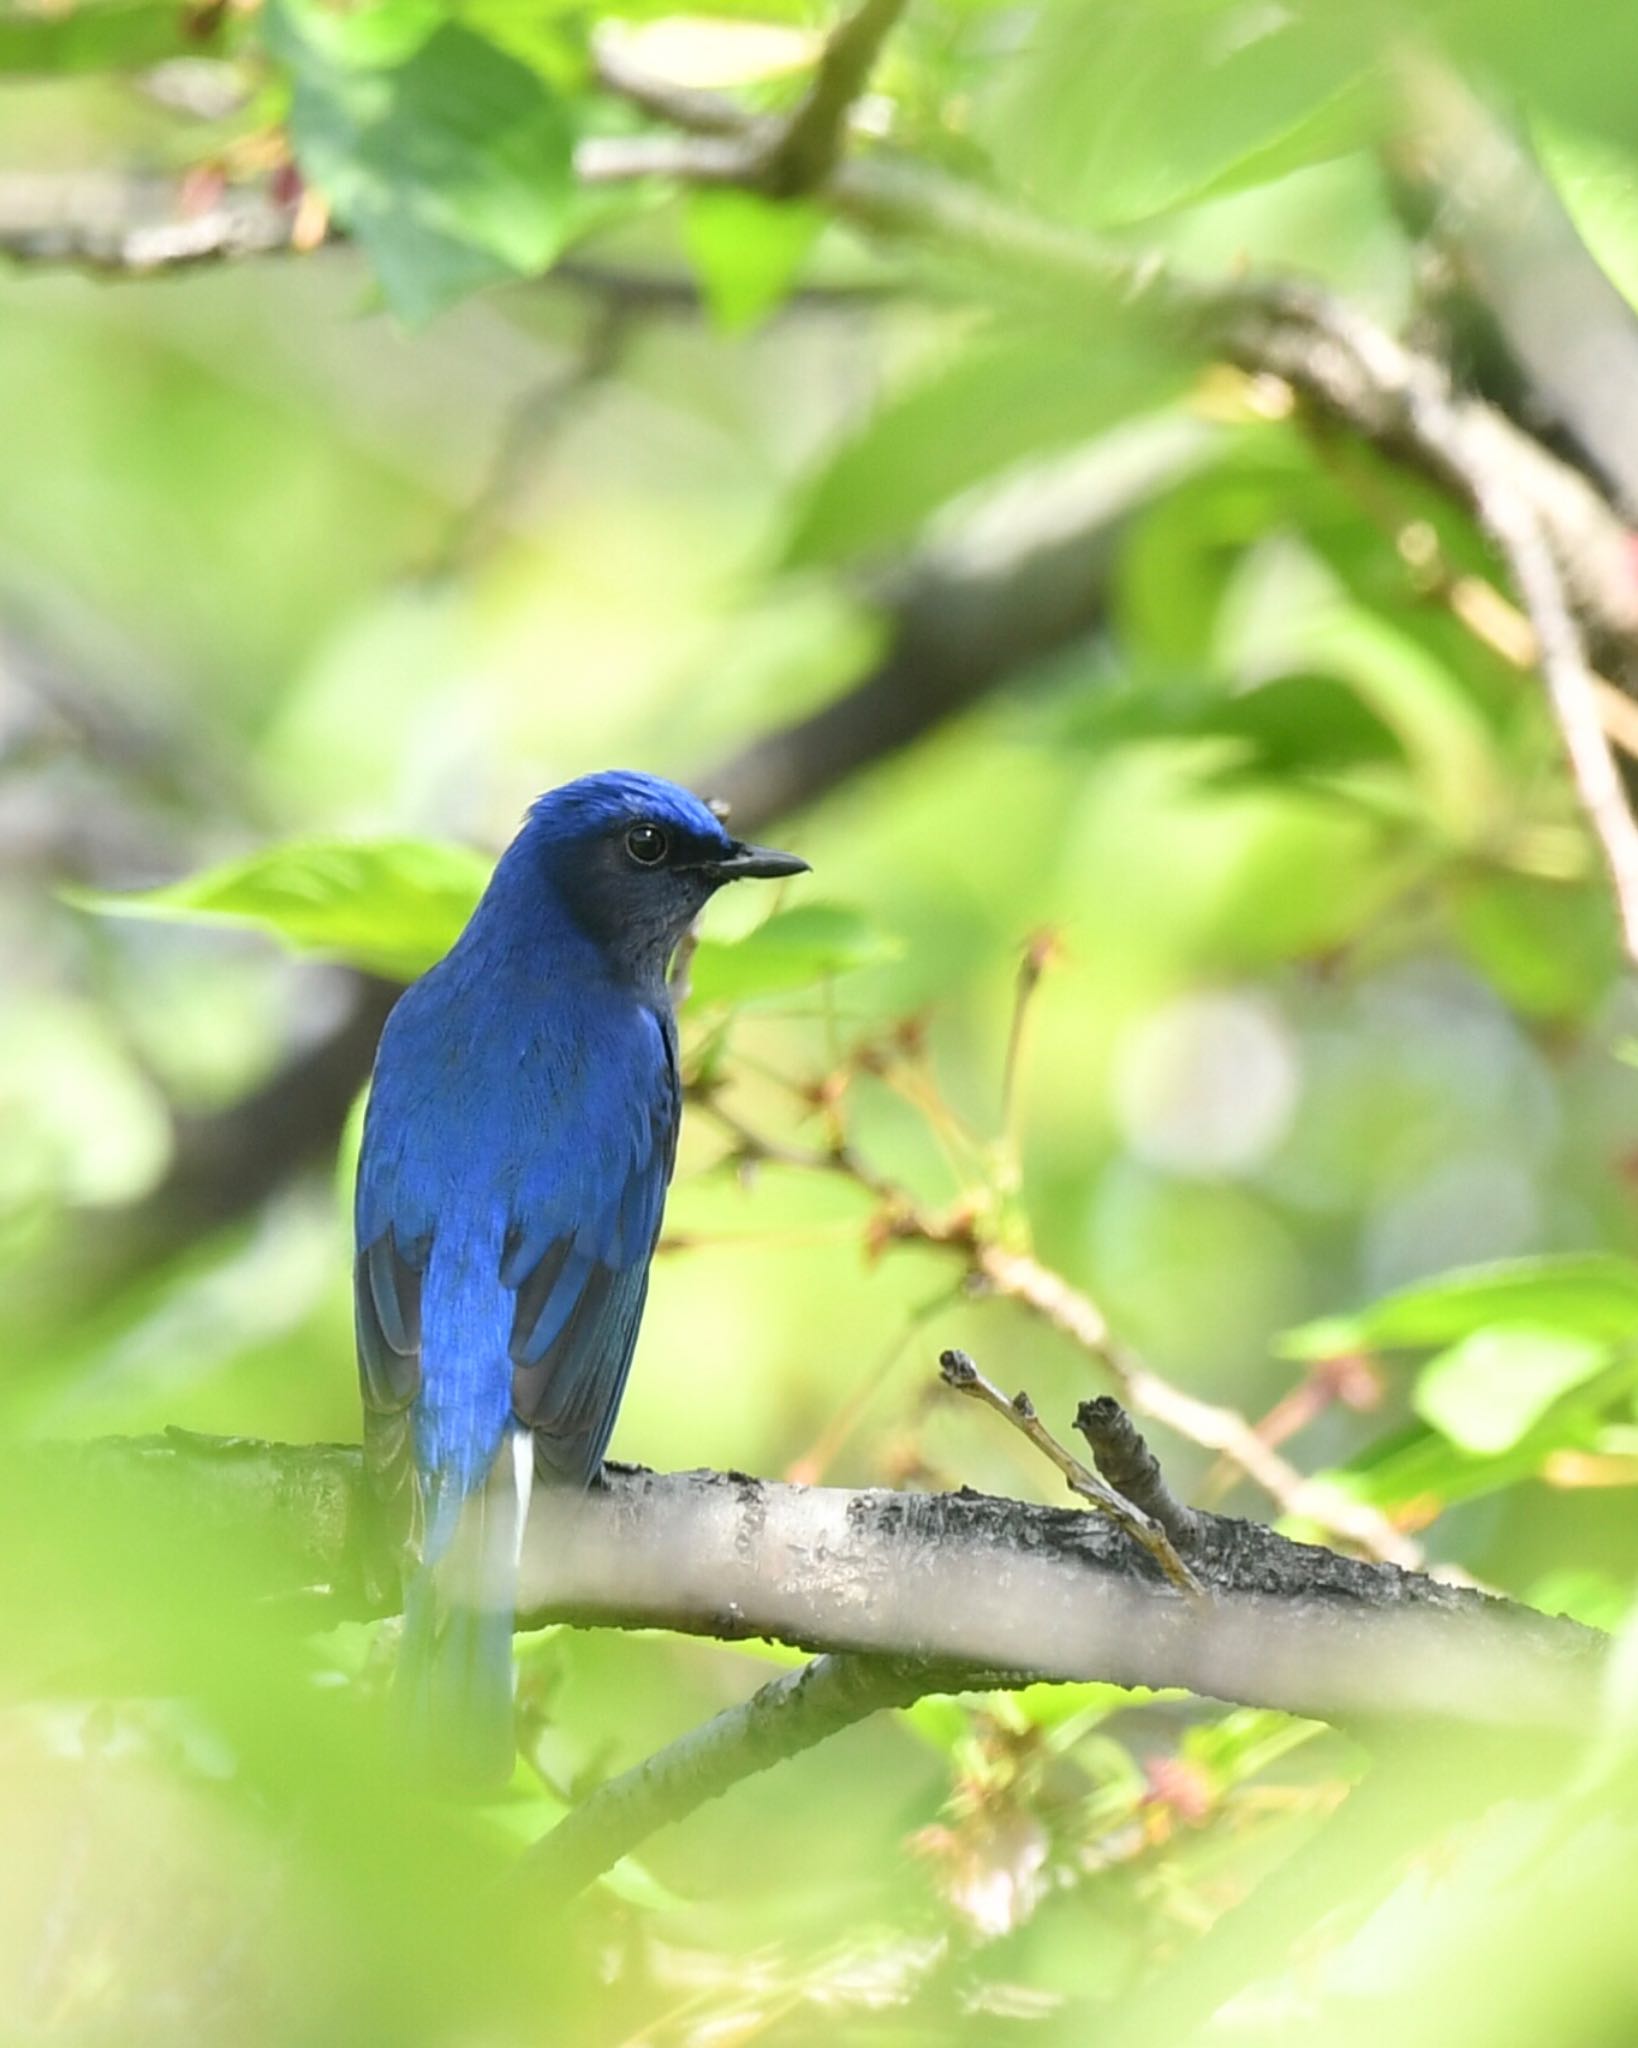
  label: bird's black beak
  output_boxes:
[706,840,810,882]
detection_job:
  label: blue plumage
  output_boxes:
[354,771,807,1787]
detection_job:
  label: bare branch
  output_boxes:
[17,1433,1602,1738]
[520,1650,966,1905]
[756,0,908,197]
[938,1349,1204,1597]
[972,1243,1424,1567]
[0,174,300,275]
[1477,488,1638,957]
[588,0,908,203]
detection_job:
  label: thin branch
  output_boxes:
[971,1242,1424,1567]
[588,0,907,204]
[520,1649,969,1905]
[690,1073,1420,1567]
[0,175,301,275]
[938,1350,1204,1597]
[1476,486,1638,957]
[755,0,908,198]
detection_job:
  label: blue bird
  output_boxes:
[354,771,807,1787]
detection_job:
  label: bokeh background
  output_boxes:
[4,0,1638,2041]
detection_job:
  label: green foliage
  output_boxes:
[689,901,903,1004]
[11,0,1638,2040]
[1285,1255,1638,1358]
[683,188,826,331]
[267,0,577,320]
[785,326,1191,564]
[985,0,1381,228]
[0,0,211,72]
[71,838,490,979]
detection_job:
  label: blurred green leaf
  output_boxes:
[1413,1325,1612,1455]
[682,189,825,332]
[1283,1255,1638,1359]
[71,837,488,979]
[1324,1407,1605,1514]
[985,0,1379,228]
[1449,870,1618,1022]
[265,0,575,320]
[0,0,206,71]
[784,329,1190,564]
[688,903,902,1004]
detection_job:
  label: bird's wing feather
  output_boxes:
[508,1007,679,1482]
[355,995,680,1530]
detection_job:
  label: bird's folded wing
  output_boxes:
[505,1025,679,1480]
[354,1004,681,1523]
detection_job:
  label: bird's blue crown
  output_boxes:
[526,770,733,858]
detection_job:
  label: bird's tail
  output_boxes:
[394,1432,532,1793]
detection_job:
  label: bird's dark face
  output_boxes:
[521,770,808,987]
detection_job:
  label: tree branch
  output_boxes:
[16,1431,1602,1737]
[938,1349,1204,1597]
[578,47,1638,956]
[519,1649,961,1904]
[0,174,301,275]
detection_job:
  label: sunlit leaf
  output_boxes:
[689,903,902,1004]
[265,0,575,320]
[784,329,1190,565]
[683,189,825,332]
[1323,1409,1605,1515]
[0,0,205,71]
[1283,1255,1638,1359]
[1413,1325,1612,1455]
[984,0,1380,229]
[69,838,488,979]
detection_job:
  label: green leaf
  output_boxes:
[688,903,901,1005]
[1413,1326,1612,1456]
[682,189,824,332]
[0,0,207,71]
[69,837,489,980]
[1321,1404,1604,1517]
[265,0,575,321]
[1282,1255,1638,1360]
[985,0,1379,230]
[784,329,1190,565]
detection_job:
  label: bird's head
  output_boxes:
[515,769,808,985]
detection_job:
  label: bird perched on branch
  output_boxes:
[354,771,808,1787]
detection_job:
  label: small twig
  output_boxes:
[1477,486,1638,960]
[588,0,906,204]
[999,929,1058,1164]
[1074,1396,1205,1553]
[755,0,908,197]
[972,1243,1423,1568]
[938,1349,1205,1598]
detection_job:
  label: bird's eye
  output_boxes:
[625,822,669,867]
